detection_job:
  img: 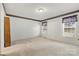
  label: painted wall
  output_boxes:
[0,3,5,48]
[42,12,79,45]
[10,17,41,44]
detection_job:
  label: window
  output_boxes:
[42,21,47,32]
[62,15,77,37]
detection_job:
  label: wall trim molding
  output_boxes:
[2,3,7,15]
[41,10,79,21]
[6,13,41,22]
[2,3,41,22]
[2,3,79,22]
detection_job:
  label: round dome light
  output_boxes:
[38,8,44,12]
[36,7,46,13]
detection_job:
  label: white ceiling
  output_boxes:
[4,3,79,20]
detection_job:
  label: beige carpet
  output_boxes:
[1,37,79,56]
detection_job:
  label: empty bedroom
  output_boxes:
[0,3,79,56]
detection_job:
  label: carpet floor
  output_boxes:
[1,37,79,56]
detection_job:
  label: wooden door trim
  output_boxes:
[4,16,11,47]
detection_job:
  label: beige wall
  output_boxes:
[42,12,79,45]
[0,3,6,48]
[10,17,41,45]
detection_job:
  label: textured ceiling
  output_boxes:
[4,3,79,20]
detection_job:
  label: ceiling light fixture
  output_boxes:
[36,7,46,13]
[38,8,44,12]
